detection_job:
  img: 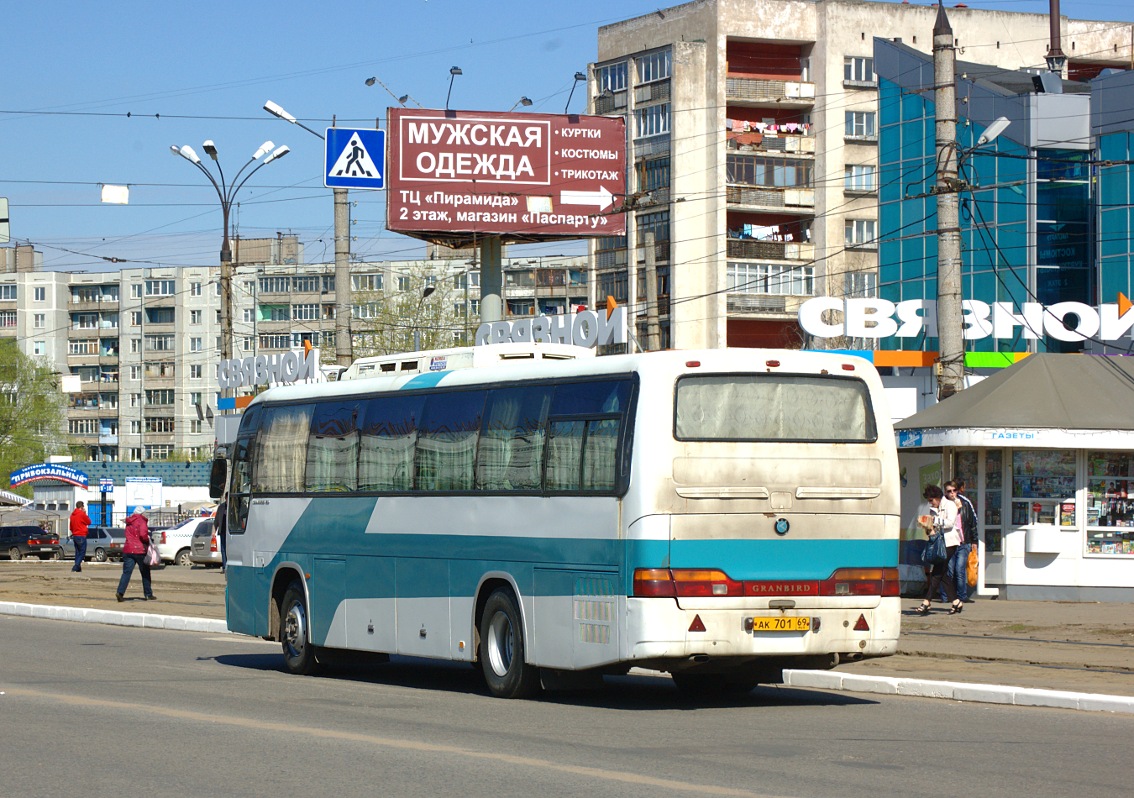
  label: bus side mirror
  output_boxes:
[209,458,228,499]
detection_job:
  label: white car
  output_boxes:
[155,518,213,567]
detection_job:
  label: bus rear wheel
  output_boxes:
[280,583,319,676]
[479,588,540,699]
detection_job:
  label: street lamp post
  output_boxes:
[170,139,290,382]
[264,100,354,368]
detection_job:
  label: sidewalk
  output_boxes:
[3,562,1134,710]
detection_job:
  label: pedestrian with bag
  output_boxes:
[915,484,963,615]
[943,479,978,604]
[68,500,91,573]
[116,510,156,602]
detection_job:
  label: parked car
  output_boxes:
[57,526,125,563]
[189,518,222,567]
[0,526,61,560]
[156,518,212,567]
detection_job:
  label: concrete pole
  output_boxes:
[333,187,352,366]
[479,236,503,323]
[934,5,964,399]
[644,230,660,351]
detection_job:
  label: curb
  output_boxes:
[783,669,1134,715]
[0,601,229,634]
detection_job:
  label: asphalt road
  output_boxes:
[4,615,1134,798]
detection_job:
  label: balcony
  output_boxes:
[726,78,815,108]
[593,90,627,115]
[726,294,788,314]
[634,81,670,105]
[727,131,815,156]
[727,238,814,262]
[726,185,814,211]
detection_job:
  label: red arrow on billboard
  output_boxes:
[559,186,614,210]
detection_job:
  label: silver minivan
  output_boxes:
[189,518,222,567]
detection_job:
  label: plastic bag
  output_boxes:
[144,542,160,567]
[966,545,978,588]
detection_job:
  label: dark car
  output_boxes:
[0,526,62,560]
[57,526,126,563]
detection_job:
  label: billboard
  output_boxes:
[386,108,626,244]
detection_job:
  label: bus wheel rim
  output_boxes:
[487,611,513,677]
[284,602,307,659]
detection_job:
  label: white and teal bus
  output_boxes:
[210,349,901,698]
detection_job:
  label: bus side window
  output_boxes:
[545,379,631,494]
[477,385,551,492]
[415,391,486,492]
[358,394,425,491]
[305,401,359,493]
[253,404,314,493]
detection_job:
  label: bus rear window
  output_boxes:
[674,374,876,443]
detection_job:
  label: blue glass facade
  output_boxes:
[1098,131,1134,303]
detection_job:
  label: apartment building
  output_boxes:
[0,247,586,462]
[592,0,1131,349]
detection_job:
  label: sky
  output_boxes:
[1,0,1129,273]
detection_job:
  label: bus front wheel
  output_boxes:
[479,588,540,699]
[280,583,319,676]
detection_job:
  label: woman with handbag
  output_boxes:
[915,484,962,616]
[116,510,156,603]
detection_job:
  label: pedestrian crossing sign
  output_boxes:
[325,128,385,189]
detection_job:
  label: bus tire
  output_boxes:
[479,588,540,699]
[280,582,319,676]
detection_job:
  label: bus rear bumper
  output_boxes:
[624,597,901,668]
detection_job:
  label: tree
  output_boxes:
[0,340,67,497]
[351,261,477,357]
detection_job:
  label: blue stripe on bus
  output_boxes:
[401,372,450,390]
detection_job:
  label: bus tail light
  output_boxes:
[818,568,900,597]
[632,568,744,598]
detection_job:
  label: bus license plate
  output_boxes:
[749,616,810,632]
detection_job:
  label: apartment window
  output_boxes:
[215,310,222,324]
[636,157,670,194]
[397,275,411,292]
[190,391,202,406]
[291,275,318,293]
[130,338,140,354]
[190,310,202,324]
[322,275,335,293]
[130,311,141,326]
[130,420,141,434]
[0,310,15,328]
[598,62,627,93]
[727,263,815,296]
[242,336,253,352]
[190,337,203,352]
[68,339,98,355]
[190,281,202,297]
[262,304,290,322]
[34,286,46,301]
[144,334,176,352]
[70,419,99,435]
[844,270,878,298]
[191,419,203,434]
[130,366,141,380]
[353,303,380,320]
[636,50,671,83]
[844,164,877,193]
[0,285,16,300]
[145,445,173,460]
[726,155,813,188]
[353,273,384,292]
[845,219,878,248]
[634,103,670,139]
[131,284,142,299]
[130,393,142,408]
[259,276,290,293]
[244,280,255,295]
[469,299,480,315]
[292,304,319,321]
[243,308,255,323]
[636,210,671,246]
[34,313,45,328]
[33,340,46,356]
[260,334,291,349]
[145,280,175,297]
[845,111,877,139]
[145,417,175,434]
[146,389,174,405]
[190,365,203,379]
[844,56,877,84]
[215,282,222,296]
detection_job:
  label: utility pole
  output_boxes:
[333,187,352,366]
[933,5,964,399]
[644,229,660,351]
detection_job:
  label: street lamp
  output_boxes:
[264,99,354,368]
[413,284,437,351]
[364,76,421,108]
[446,66,462,111]
[509,96,533,112]
[564,71,587,114]
[170,139,289,376]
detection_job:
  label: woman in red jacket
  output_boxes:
[117,511,156,602]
